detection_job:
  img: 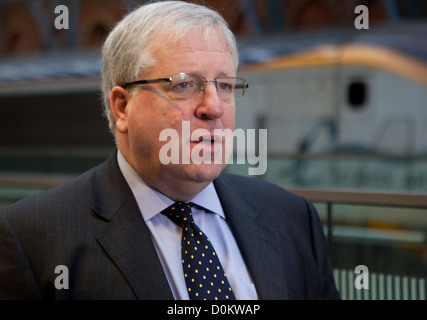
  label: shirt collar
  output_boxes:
[117,150,225,222]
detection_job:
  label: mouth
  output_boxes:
[191,134,221,144]
[190,133,223,155]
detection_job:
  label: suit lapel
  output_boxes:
[214,174,289,300]
[89,153,289,300]
[92,153,173,300]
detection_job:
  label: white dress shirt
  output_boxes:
[117,151,258,300]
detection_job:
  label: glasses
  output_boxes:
[122,73,249,102]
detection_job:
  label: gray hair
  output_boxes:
[101,1,239,134]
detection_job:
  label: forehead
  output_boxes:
[151,28,235,73]
[175,27,228,50]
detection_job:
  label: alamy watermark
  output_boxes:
[54,5,69,30]
[159,121,268,176]
[54,265,69,290]
[54,4,370,31]
[355,265,369,290]
[54,264,370,291]
[354,5,369,30]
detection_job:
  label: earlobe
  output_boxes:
[110,86,130,133]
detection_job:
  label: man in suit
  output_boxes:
[0,1,340,300]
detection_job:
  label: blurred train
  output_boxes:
[235,23,427,157]
[222,23,427,191]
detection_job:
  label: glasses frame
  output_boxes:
[122,72,249,101]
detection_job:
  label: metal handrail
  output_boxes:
[0,174,71,189]
[288,187,427,263]
[288,187,427,209]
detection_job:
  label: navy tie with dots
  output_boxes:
[162,202,236,300]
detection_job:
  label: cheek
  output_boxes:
[223,107,235,130]
[128,108,148,135]
[126,105,157,151]
[128,105,186,148]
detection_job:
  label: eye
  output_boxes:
[171,81,195,92]
[217,81,233,92]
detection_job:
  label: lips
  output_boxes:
[189,132,223,157]
[191,134,221,144]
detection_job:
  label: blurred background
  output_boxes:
[0,0,426,299]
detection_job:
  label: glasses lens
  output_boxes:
[216,77,248,101]
[168,73,248,102]
[234,78,248,100]
[169,73,203,100]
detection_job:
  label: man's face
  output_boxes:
[114,28,236,199]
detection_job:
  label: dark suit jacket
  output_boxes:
[0,151,340,300]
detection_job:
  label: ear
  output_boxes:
[110,86,131,133]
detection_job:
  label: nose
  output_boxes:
[194,82,225,120]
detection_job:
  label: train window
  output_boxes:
[347,80,367,109]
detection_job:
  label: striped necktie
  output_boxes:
[162,202,236,300]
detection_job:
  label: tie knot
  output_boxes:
[162,202,195,227]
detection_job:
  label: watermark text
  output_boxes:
[54,5,69,30]
[159,121,267,175]
[354,5,369,30]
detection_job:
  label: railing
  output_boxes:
[289,187,427,300]
[1,175,426,299]
[333,268,426,300]
[288,188,427,252]
[0,174,71,206]
[0,174,70,189]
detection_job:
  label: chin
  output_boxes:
[184,162,225,183]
